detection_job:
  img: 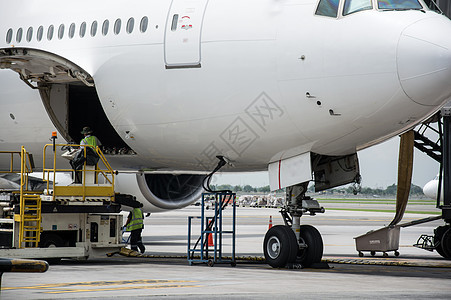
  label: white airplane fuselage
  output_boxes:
[3,0,451,265]
[1,0,451,175]
[423,174,442,201]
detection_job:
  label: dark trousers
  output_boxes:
[74,170,82,183]
[130,228,145,253]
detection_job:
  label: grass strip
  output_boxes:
[319,198,434,202]
[320,201,435,205]
[326,208,441,215]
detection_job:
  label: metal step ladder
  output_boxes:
[18,193,42,248]
[413,118,442,163]
[414,110,451,214]
[17,146,42,248]
[187,192,236,267]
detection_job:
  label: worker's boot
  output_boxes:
[138,243,146,254]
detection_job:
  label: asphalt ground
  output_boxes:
[3,256,450,299]
[2,202,451,299]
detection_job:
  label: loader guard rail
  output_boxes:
[0,150,26,174]
[43,144,115,202]
[0,147,41,248]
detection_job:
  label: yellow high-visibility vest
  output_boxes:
[126,208,144,231]
[81,135,98,148]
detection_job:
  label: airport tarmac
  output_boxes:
[3,205,451,299]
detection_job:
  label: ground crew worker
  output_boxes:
[80,126,102,148]
[124,203,146,253]
[72,126,102,183]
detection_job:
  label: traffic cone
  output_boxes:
[268,216,273,229]
[208,233,214,247]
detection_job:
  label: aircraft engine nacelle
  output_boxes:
[115,173,205,212]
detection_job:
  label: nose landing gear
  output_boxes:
[263,183,325,268]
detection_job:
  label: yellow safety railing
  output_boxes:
[0,149,36,191]
[42,144,115,202]
[19,146,35,190]
[0,148,41,248]
[0,151,24,174]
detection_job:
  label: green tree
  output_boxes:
[360,187,374,195]
[410,184,424,196]
[258,185,271,193]
[385,184,397,195]
[233,185,243,192]
[243,185,254,193]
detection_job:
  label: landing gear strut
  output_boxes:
[263,183,325,268]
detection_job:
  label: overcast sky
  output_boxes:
[213,136,439,189]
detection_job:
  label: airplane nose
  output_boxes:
[397,17,451,106]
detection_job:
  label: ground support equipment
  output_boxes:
[355,216,442,257]
[412,106,451,258]
[0,142,133,261]
[187,192,236,267]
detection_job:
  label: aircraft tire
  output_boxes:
[296,225,323,267]
[440,227,451,259]
[434,225,449,258]
[263,225,297,268]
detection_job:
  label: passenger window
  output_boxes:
[47,25,54,40]
[344,0,373,15]
[316,0,340,17]
[58,24,65,40]
[140,16,148,33]
[69,23,75,39]
[6,28,13,43]
[37,26,43,41]
[16,28,23,43]
[126,17,134,34]
[91,21,98,37]
[102,20,109,36]
[26,27,33,42]
[114,19,121,35]
[80,22,87,38]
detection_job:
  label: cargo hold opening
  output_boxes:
[40,82,135,155]
[0,48,135,155]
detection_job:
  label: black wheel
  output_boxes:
[207,259,214,267]
[441,228,451,259]
[296,225,323,267]
[370,251,376,256]
[39,234,64,264]
[40,233,64,248]
[383,252,388,257]
[263,225,298,268]
[394,251,400,257]
[434,225,449,258]
[358,252,364,257]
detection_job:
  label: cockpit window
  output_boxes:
[316,0,340,17]
[344,0,373,15]
[378,0,423,10]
